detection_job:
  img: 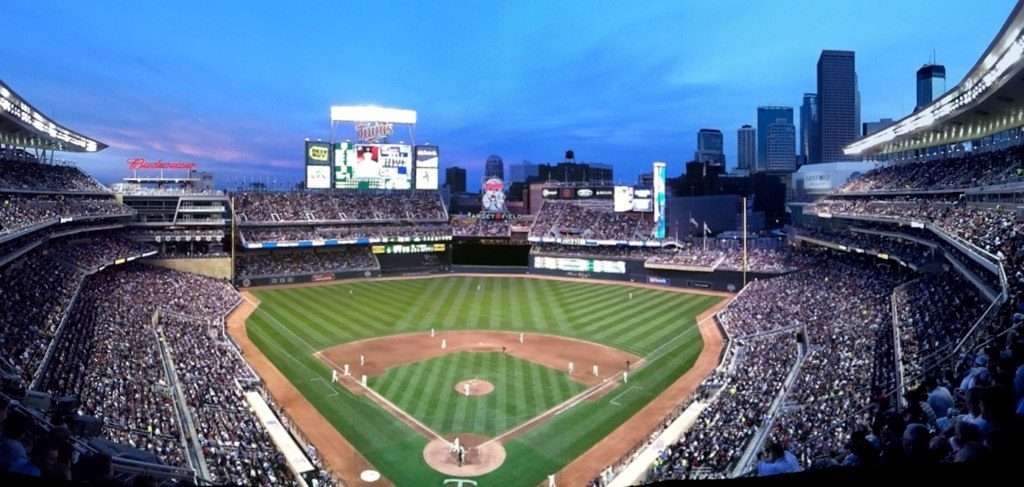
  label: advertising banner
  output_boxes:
[540,186,614,200]
[414,145,440,190]
[532,256,626,274]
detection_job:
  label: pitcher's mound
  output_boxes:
[453,378,494,396]
[423,434,506,476]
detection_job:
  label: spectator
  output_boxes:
[756,442,802,476]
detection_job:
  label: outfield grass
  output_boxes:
[247,276,719,487]
[369,351,587,437]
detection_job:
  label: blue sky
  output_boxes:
[2,0,1015,190]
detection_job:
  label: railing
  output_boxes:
[890,278,921,408]
[153,322,210,480]
[731,332,806,477]
[29,271,87,391]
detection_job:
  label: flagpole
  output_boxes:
[742,197,748,287]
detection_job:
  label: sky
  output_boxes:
[2,0,1016,191]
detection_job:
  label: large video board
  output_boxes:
[414,145,439,190]
[333,142,413,189]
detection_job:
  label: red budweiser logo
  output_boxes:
[128,158,197,171]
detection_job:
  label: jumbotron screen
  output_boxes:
[334,142,413,189]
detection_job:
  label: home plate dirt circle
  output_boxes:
[454,378,494,396]
[423,434,506,476]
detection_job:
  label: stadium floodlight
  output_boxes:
[330,105,417,124]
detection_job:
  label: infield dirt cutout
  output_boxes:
[422,433,506,476]
[454,378,494,396]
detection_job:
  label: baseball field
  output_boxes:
[233,275,725,487]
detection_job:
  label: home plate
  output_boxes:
[360,470,381,482]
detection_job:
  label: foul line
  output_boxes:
[480,369,623,448]
[609,386,643,406]
[309,377,340,397]
[317,352,448,444]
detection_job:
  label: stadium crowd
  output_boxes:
[645,334,799,480]
[530,201,655,241]
[793,227,935,268]
[0,153,108,193]
[233,190,447,223]
[894,274,988,389]
[531,242,801,273]
[0,195,131,235]
[838,145,1024,193]
[160,315,294,486]
[236,248,379,278]
[52,235,156,272]
[241,223,452,244]
[0,245,83,384]
[806,198,1021,258]
[450,215,511,237]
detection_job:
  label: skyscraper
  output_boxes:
[484,155,504,180]
[800,93,820,165]
[737,124,756,172]
[445,166,467,193]
[817,50,859,161]
[757,106,793,171]
[916,64,946,111]
[694,128,725,165]
[765,120,796,172]
[761,105,790,168]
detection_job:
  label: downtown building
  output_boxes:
[694,128,726,165]
[737,124,756,172]
[817,50,860,161]
[800,93,820,165]
[757,106,793,170]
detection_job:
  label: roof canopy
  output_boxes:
[845,1,1024,156]
[0,80,106,153]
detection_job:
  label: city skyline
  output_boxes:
[1,0,1013,190]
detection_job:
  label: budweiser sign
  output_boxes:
[128,158,197,171]
[355,122,394,142]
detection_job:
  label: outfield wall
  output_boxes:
[526,255,784,292]
[239,269,380,287]
[236,259,780,291]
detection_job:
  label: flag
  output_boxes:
[689,217,699,227]
[703,223,711,235]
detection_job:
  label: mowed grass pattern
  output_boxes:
[369,351,586,436]
[247,276,719,487]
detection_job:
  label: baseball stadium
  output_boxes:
[2,1,1024,486]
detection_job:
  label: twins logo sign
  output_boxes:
[356,122,394,142]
